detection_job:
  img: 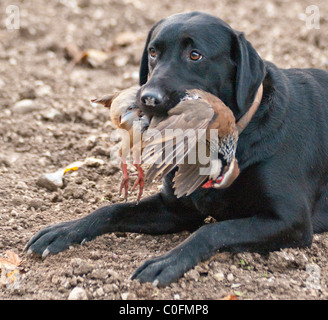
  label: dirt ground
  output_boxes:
[0,0,328,300]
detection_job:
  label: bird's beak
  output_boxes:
[201,158,240,189]
[120,110,139,125]
[202,176,223,189]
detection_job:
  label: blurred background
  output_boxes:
[0,0,327,105]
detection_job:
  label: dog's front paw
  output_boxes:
[24,219,90,258]
[131,247,196,286]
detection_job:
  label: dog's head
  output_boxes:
[138,11,265,121]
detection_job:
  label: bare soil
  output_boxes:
[0,0,328,300]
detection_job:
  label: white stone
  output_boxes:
[68,287,88,300]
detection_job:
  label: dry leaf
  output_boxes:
[65,44,109,69]
[114,31,138,47]
[63,166,79,174]
[5,269,20,284]
[65,43,84,62]
[0,250,23,269]
[220,294,238,300]
[63,161,84,175]
[0,251,25,289]
[85,49,109,67]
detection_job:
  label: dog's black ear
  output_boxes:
[139,21,163,86]
[139,30,152,86]
[232,32,265,115]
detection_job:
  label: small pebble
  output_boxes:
[29,199,44,210]
[90,269,108,280]
[121,292,129,300]
[12,99,44,114]
[68,287,88,300]
[16,181,28,189]
[36,170,64,191]
[94,287,104,298]
[213,272,225,282]
[186,269,200,282]
[83,157,105,167]
[71,258,93,276]
[227,273,234,282]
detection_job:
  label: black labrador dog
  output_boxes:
[25,11,328,286]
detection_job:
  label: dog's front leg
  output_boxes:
[132,208,313,286]
[24,192,203,258]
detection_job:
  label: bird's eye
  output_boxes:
[190,50,202,61]
[149,48,157,59]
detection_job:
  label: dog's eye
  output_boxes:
[189,50,202,61]
[149,48,157,59]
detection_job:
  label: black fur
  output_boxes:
[25,12,328,286]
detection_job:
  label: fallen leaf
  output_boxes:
[114,31,137,47]
[113,31,145,47]
[0,251,25,289]
[65,43,85,70]
[0,250,23,269]
[85,49,109,67]
[64,166,79,174]
[220,294,238,300]
[63,161,84,175]
[65,44,109,69]
[5,269,20,284]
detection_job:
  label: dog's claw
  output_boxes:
[152,279,159,287]
[42,248,50,259]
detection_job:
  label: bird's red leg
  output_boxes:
[131,151,144,202]
[119,158,129,201]
[132,163,144,203]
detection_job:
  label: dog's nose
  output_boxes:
[140,89,163,108]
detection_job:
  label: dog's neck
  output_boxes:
[236,84,263,134]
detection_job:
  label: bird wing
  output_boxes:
[172,155,208,198]
[143,99,214,181]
